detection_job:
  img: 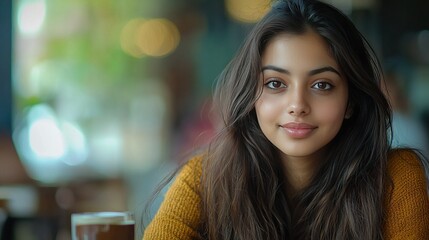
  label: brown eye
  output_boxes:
[265,80,286,89]
[312,81,333,90]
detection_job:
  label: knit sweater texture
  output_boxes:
[143,149,429,239]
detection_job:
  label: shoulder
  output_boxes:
[180,155,203,182]
[386,148,427,199]
[387,148,427,181]
[170,154,204,195]
[383,149,429,238]
[143,155,205,240]
[184,154,203,172]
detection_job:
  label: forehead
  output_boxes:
[261,30,339,71]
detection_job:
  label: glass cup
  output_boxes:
[71,211,135,240]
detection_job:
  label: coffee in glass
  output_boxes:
[71,211,135,240]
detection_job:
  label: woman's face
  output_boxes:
[255,30,349,162]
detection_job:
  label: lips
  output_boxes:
[280,122,317,138]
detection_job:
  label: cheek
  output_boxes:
[255,98,281,125]
[315,100,348,126]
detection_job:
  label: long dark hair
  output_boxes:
[202,0,391,239]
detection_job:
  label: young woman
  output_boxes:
[143,0,429,239]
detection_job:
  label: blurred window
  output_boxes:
[12,0,170,184]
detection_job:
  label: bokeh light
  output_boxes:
[121,18,180,58]
[17,0,46,35]
[225,0,271,23]
[29,117,66,159]
[13,104,89,182]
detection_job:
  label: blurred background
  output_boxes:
[1,0,428,239]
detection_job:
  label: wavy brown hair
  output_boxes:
[201,0,392,239]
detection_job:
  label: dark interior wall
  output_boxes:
[0,0,12,134]
[379,0,429,59]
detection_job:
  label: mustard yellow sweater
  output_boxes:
[143,150,429,239]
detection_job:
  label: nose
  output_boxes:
[287,88,310,116]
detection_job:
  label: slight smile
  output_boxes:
[280,122,317,138]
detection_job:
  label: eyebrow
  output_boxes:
[261,65,341,76]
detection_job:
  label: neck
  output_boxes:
[281,154,324,199]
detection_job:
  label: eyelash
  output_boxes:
[312,81,334,90]
[264,79,334,91]
[264,80,286,89]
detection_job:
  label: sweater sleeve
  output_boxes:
[383,149,429,239]
[143,156,203,240]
